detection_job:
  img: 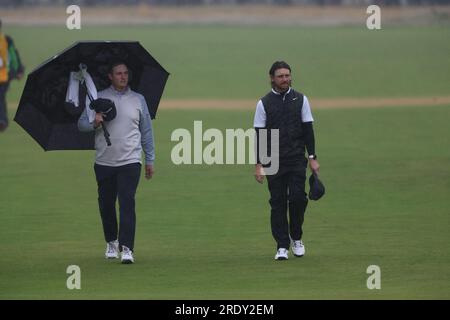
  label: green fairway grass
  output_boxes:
[1,105,449,299]
[4,24,450,102]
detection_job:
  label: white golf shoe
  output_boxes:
[274,248,289,260]
[292,240,305,257]
[105,240,119,259]
[121,246,134,264]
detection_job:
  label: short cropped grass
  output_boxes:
[0,105,449,299]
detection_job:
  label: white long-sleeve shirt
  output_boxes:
[253,88,314,127]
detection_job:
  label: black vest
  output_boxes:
[261,89,306,166]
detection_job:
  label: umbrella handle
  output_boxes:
[101,122,112,146]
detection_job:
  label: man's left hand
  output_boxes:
[309,159,320,174]
[145,164,154,180]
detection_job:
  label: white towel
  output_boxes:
[65,66,98,122]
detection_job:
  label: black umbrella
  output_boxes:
[14,41,169,150]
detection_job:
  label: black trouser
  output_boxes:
[94,163,141,252]
[266,164,308,250]
[0,82,8,127]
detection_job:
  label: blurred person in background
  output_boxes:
[0,19,25,132]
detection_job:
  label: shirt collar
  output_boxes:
[271,87,291,96]
[110,85,130,95]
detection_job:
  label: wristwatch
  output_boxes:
[308,154,317,160]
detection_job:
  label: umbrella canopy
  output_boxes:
[14,41,169,151]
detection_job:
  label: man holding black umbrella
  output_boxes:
[78,61,155,264]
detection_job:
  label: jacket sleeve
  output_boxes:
[302,121,315,156]
[13,41,25,74]
[138,96,155,165]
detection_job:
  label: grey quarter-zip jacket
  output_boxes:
[78,86,155,167]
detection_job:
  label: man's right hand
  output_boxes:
[254,164,265,184]
[145,164,154,180]
[94,113,104,128]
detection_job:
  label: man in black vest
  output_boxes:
[254,61,320,260]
